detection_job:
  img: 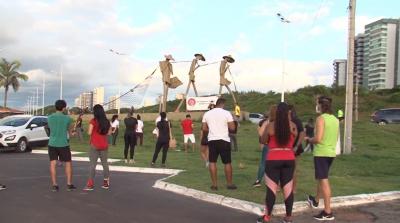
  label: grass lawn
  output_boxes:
[63,115,400,204]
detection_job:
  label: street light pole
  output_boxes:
[277,13,290,102]
[42,74,45,115]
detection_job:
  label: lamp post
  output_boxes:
[277,13,290,102]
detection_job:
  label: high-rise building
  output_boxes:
[93,87,104,106]
[333,59,347,87]
[74,97,81,108]
[355,34,366,86]
[80,91,93,110]
[107,95,120,110]
[364,19,400,90]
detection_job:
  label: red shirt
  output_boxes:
[266,134,295,161]
[181,119,193,135]
[90,119,109,150]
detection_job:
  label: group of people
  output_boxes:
[254,96,339,223]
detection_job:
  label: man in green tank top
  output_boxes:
[305,96,339,221]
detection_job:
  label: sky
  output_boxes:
[0,0,399,110]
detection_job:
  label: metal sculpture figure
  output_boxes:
[175,53,205,112]
[219,55,237,104]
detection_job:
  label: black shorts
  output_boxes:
[208,140,231,164]
[48,146,72,162]
[314,157,334,179]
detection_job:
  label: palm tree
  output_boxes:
[0,58,28,108]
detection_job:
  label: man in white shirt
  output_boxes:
[202,98,237,190]
[136,115,144,146]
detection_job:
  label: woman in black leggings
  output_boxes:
[151,112,170,168]
[124,111,137,164]
[257,102,298,223]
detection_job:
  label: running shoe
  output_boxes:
[0,184,6,191]
[227,184,237,190]
[51,185,59,192]
[67,184,76,191]
[252,180,262,188]
[129,159,135,164]
[307,194,319,208]
[102,179,109,189]
[281,216,293,223]
[84,180,94,191]
[256,215,271,223]
[150,162,155,167]
[205,161,209,168]
[313,210,335,221]
[210,185,218,191]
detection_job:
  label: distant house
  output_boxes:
[0,108,24,119]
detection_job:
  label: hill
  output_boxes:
[135,85,400,119]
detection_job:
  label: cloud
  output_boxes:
[0,0,176,109]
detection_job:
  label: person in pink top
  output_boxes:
[181,114,195,152]
[84,104,112,191]
[257,102,298,223]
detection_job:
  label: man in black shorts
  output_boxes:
[47,100,76,192]
[202,98,237,190]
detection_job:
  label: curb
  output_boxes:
[153,180,400,216]
[29,152,400,215]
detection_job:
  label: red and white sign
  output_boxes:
[186,96,219,111]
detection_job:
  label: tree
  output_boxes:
[0,58,28,108]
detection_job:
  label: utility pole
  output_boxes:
[354,74,359,122]
[344,0,356,154]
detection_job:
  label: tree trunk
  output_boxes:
[4,87,8,108]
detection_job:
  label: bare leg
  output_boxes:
[209,162,218,187]
[200,145,208,162]
[64,161,73,185]
[184,143,188,153]
[191,142,195,152]
[320,179,332,213]
[224,163,233,185]
[50,160,57,185]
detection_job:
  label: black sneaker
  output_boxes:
[252,180,262,188]
[307,194,319,208]
[227,184,237,190]
[51,185,59,192]
[67,184,76,191]
[210,185,218,191]
[256,215,271,223]
[0,184,6,191]
[313,210,335,221]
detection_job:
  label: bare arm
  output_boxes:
[202,122,209,132]
[309,116,324,144]
[228,121,235,132]
[295,130,306,148]
[258,121,269,144]
[88,123,94,136]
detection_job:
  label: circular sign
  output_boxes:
[187,98,196,106]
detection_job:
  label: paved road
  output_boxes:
[0,152,254,223]
[0,152,399,223]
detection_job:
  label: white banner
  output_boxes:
[186,96,219,111]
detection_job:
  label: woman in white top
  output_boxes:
[136,115,144,146]
[111,115,119,146]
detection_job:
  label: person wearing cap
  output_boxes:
[159,55,174,112]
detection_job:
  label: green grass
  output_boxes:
[63,115,400,204]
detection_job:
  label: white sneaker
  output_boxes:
[205,161,209,168]
[129,159,135,164]
[124,159,128,164]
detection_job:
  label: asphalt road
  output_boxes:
[0,152,399,223]
[0,152,254,223]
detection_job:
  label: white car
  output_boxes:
[248,113,265,124]
[0,115,49,152]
